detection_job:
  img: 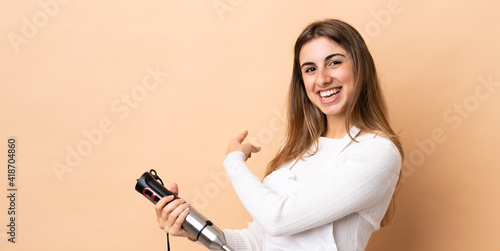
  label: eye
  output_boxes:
[329,60,342,66]
[305,67,316,73]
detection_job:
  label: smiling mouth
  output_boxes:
[318,87,342,101]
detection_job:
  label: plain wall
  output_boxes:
[1,0,499,250]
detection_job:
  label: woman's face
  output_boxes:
[299,36,355,120]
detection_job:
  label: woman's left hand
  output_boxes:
[226,130,261,161]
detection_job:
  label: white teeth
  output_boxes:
[320,90,332,97]
[319,88,340,98]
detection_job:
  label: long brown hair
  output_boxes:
[265,19,404,227]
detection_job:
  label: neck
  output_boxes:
[322,114,347,139]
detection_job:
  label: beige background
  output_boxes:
[1,0,499,250]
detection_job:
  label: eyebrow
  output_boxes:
[300,53,346,69]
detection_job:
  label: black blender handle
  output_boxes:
[135,170,179,204]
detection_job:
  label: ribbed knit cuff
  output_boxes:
[223,151,247,176]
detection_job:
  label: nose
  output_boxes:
[315,68,331,87]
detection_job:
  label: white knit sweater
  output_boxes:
[221,131,401,251]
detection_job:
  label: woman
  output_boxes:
[155,19,404,251]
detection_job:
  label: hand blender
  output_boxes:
[135,169,234,251]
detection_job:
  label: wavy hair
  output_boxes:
[265,19,404,227]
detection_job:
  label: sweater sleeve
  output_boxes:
[222,220,265,251]
[223,137,401,237]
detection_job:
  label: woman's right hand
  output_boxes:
[226,130,261,161]
[155,183,196,241]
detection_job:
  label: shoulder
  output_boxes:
[344,132,402,168]
[354,132,399,152]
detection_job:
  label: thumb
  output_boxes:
[169,183,179,197]
[234,130,249,143]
